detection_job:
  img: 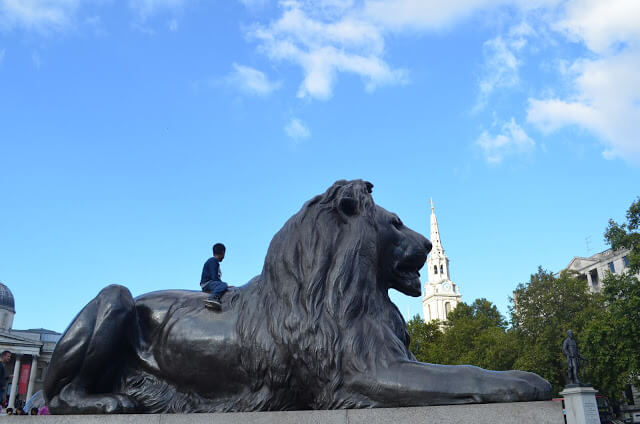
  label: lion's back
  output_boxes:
[132,289,247,386]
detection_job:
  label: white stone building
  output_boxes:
[565,248,637,292]
[422,200,462,323]
[564,248,640,411]
[0,282,61,410]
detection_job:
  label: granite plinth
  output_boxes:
[0,401,564,423]
[560,385,600,424]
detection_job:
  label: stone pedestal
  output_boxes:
[1,401,564,423]
[560,385,600,424]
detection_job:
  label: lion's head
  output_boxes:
[236,179,431,407]
[261,179,431,299]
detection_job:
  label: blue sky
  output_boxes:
[1,0,639,332]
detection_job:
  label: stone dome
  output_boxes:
[0,282,15,313]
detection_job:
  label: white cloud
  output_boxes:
[525,0,640,162]
[245,0,640,163]
[476,118,535,163]
[361,0,561,31]
[284,118,311,141]
[554,0,640,55]
[475,34,524,110]
[0,0,82,32]
[362,0,499,31]
[248,1,407,100]
[527,50,640,161]
[0,0,190,32]
[244,1,556,101]
[226,63,281,96]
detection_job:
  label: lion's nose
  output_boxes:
[424,238,432,255]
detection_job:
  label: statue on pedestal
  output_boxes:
[562,330,586,386]
[44,179,552,414]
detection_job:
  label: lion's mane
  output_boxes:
[235,179,415,409]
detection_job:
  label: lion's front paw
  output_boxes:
[101,394,138,414]
[507,370,552,401]
[471,368,552,403]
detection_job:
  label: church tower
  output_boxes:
[422,199,462,323]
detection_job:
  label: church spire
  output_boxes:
[422,199,462,323]
[429,198,444,257]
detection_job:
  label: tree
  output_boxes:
[406,315,443,363]
[407,299,517,371]
[581,263,640,406]
[406,198,640,401]
[581,197,640,405]
[510,267,605,395]
[605,197,640,274]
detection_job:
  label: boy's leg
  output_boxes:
[209,282,228,299]
[202,280,213,293]
[204,282,228,310]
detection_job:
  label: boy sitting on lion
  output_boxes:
[200,243,231,310]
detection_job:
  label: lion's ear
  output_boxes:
[365,182,373,193]
[339,197,359,217]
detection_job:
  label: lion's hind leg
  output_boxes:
[45,284,139,414]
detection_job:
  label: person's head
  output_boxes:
[212,243,226,261]
[0,350,11,363]
[567,330,574,338]
[5,408,13,415]
[30,408,38,415]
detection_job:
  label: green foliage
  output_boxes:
[605,197,640,273]
[407,299,517,371]
[406,197,640,403]
[581,272,640,404]
[406,315,443,363]
[510,267,605,395]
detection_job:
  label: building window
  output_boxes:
[623,256,629,268]
[445,302,451,318]
[440,265,444,274]
[589,269,599,288]
[434,265,438,274]
[608,262,615,273]
[37,367,44,381]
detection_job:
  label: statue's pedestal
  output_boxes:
[1,402,564,423]
[560,385,600,424]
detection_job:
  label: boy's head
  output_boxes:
[1,351,11,363]
[212,243,226,261]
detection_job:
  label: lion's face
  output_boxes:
[375,205,431,297]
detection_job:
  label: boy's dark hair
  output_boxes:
[212,243,226,255]
[30,408,39,415]
[1,350,11,357]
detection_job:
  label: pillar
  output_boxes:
[560,385,600,424]
[8,354,21,409]
[25,355,38,401]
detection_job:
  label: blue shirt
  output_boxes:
[200,257,223,290]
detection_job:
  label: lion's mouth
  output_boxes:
[394,252,425,280]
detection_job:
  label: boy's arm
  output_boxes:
[208,260,222,282]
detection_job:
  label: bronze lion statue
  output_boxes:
[44,179,551,414]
